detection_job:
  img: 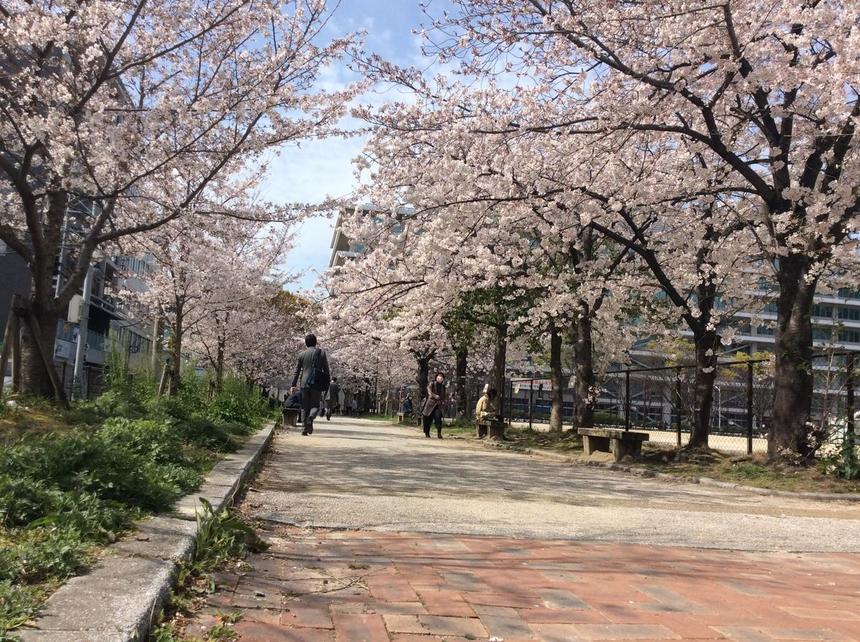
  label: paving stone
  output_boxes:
[383,614,426,634]
[764,629,851,641]
[539,588,589,610]
[418,614,488,637]
[331,612,389,641]
[779,608,860,622]
[530,622,588,642]
[479,611,535,639]
[465,591,542,608]
[518,607,610,625]
[235,620,334,641]
[415,587,477,617]
[572,623,682,639]
[713,628,775,642]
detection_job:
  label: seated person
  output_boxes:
[475,388,500,420]
[283,387,303,422]
[401,395,413,416]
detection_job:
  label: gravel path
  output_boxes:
[247,417,860,552]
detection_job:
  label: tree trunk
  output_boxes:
[770,257,817,458]
[168,302,184,396]
[215,335,226,394]
[687,330,720,450]
[416,354,431,404]
[19,300,61,398]
[150,316,164,375]
[492,325,507,420]
[455,347,468,417]
[549,326,564,432]
[571,311,595,429]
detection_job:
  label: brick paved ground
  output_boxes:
[184,523,860,641]
[178,418,860,641]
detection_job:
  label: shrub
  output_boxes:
[9,528,92,584]
[0,478,63,528]
[0,580,41,637]
[593,411,625,426]
[100,417,186,466]
[207,378,268,427]
[0,366,269,638]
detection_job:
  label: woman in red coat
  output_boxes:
[422,372,448,439]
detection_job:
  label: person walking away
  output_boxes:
[292,334,331,436]
[422,372,448,439]
[475,388,500,420]
[326,377,341,420]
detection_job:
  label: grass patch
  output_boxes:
[0,373,273,639]
[490,427,583,454]
[637,447,860,494]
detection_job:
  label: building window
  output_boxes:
[763,302,777,314]
[839,329,860,344]
[756,325,774,336]
[837,307,860,322]
[812,328,833,341]
[838,288,860,300]
[757,277,777,293]
[812,304,833,318]
[734,322,752,334]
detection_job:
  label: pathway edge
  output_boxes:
[17,421,276,642]
[391,422,859,503]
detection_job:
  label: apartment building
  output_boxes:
[0,227,159,399]
[328,205,412,268]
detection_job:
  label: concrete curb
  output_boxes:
[18,422,276,642]
[488,441,860,503]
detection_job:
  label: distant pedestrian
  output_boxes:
[422,372,448,439]
[291,334,331,436]
[401,394,413,417]
[326,377,341,420]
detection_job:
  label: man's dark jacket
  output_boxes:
[292,347,330,389]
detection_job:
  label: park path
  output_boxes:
[184,417,860,641]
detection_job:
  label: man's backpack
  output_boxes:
[306,348,331,392]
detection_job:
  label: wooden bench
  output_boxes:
[281,408,299,428]
[577,427,649,462]
[397,412,408,424]
[476,418,505,439]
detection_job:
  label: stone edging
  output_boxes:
[492,442,860,503]
[17,422,277,642]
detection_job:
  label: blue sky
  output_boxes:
[265,0,439,291]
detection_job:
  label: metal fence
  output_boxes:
[504,352,857,455]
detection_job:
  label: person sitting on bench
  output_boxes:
[282,387,303,425]
[475,388,500,420]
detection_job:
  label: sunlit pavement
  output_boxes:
[185,417,860,641]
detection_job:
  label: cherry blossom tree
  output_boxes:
[428,0,860,455]
[126,179,293,395]
[0,0,357,396]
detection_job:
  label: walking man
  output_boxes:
[326,377,341,420]
[292,333,331,436]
